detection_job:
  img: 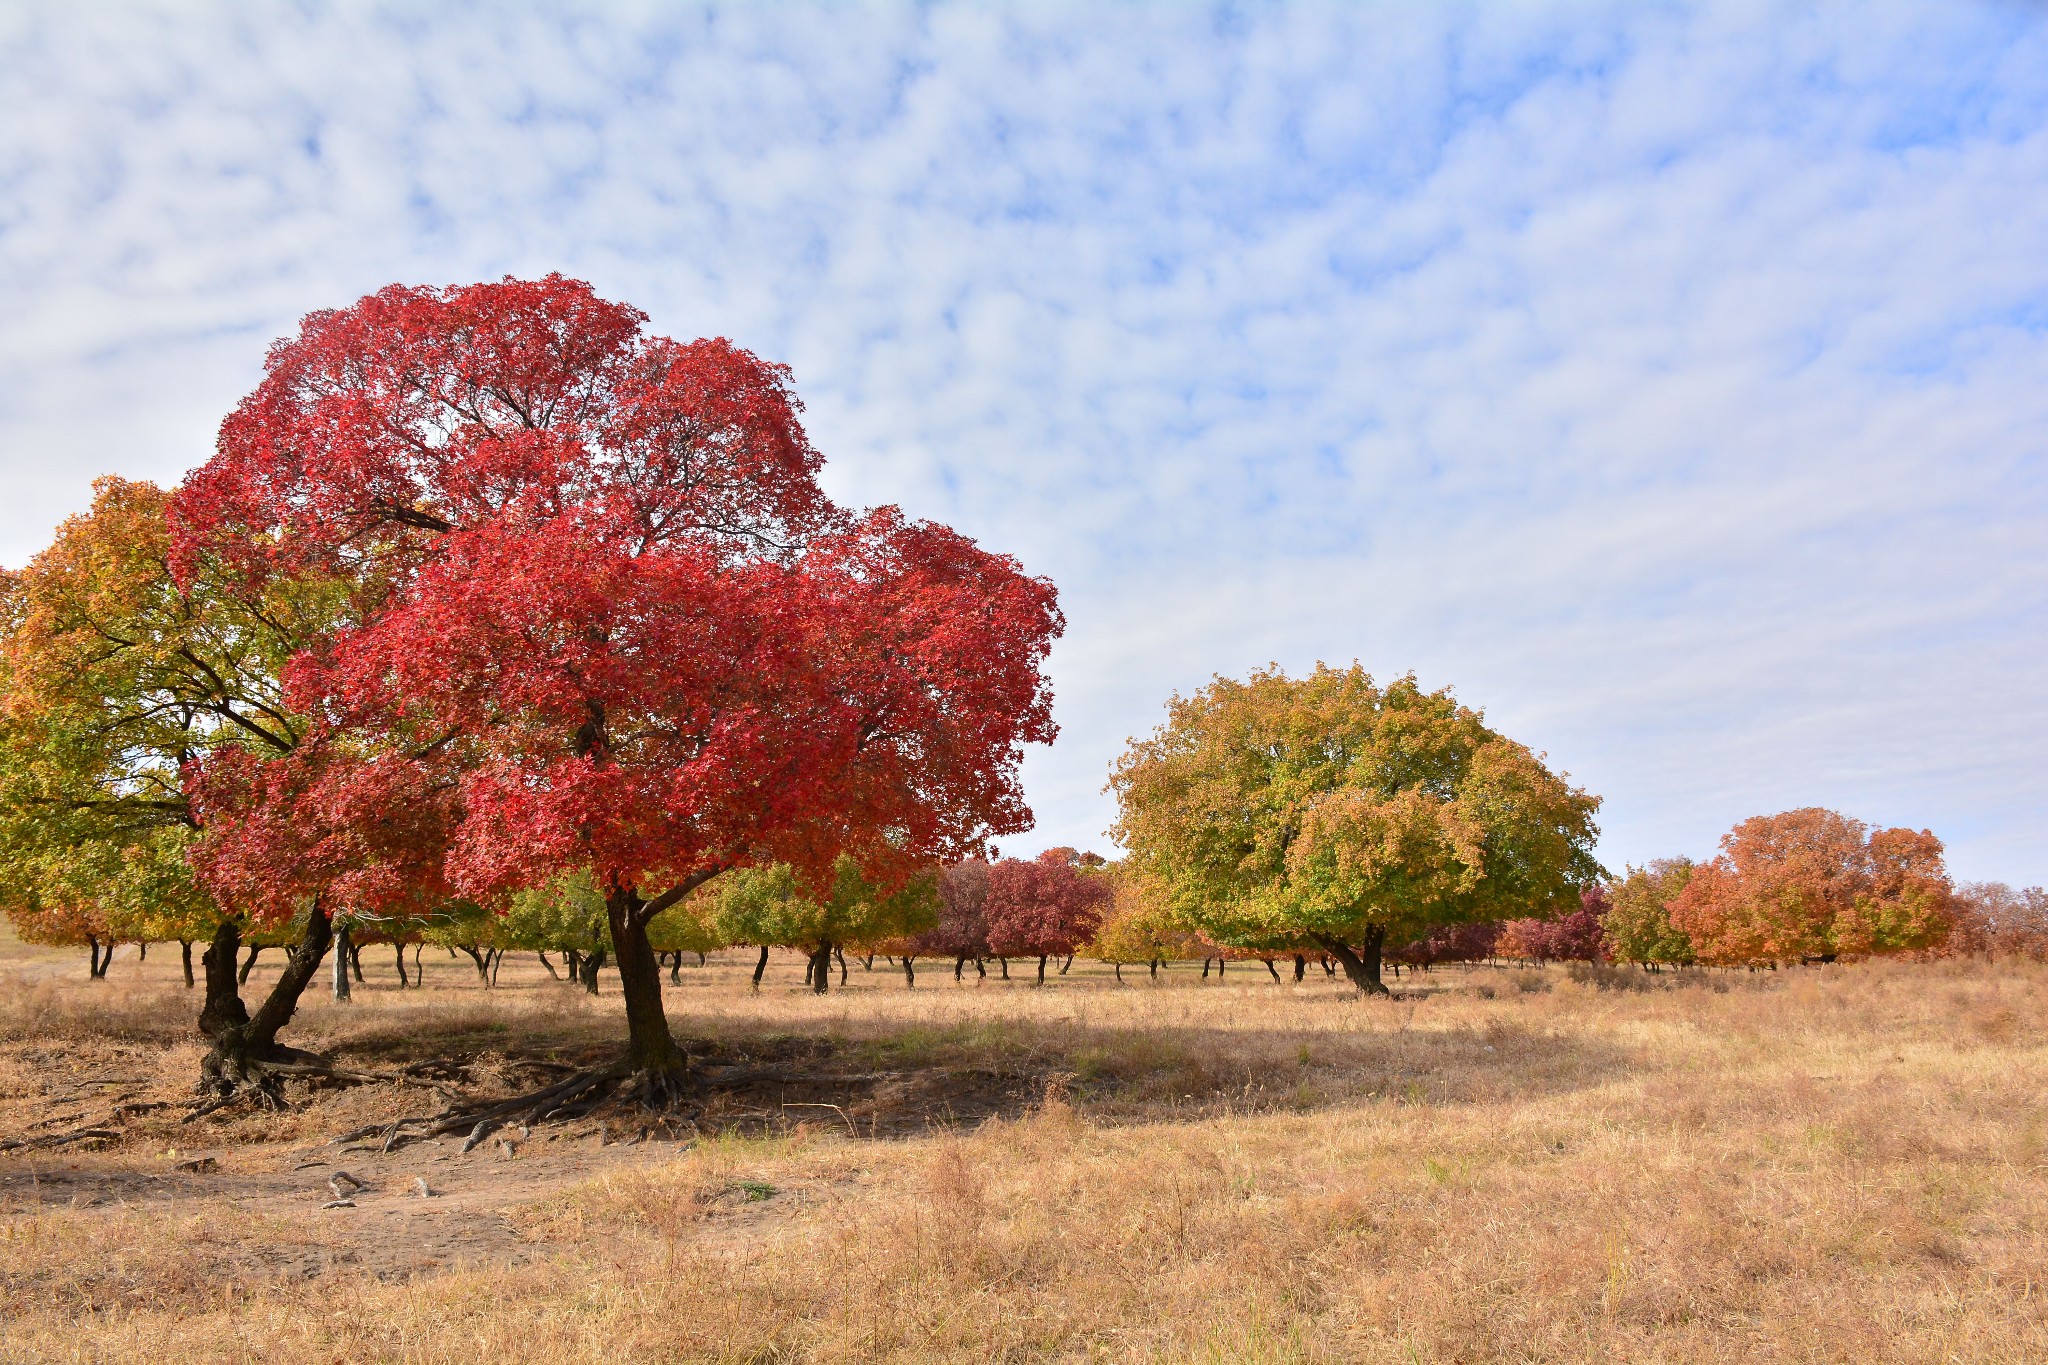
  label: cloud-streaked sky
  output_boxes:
[4,2,2045,881]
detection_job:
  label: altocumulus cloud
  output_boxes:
[2,2,2044,879]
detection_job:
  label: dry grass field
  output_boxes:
[1,921,2044,1364]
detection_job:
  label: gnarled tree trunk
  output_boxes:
[201,904,334,1100]
[1312,926,1390,996]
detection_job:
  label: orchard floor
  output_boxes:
[1,927,2044,1364]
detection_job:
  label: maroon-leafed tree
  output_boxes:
[173,275,1063,1089]
[984,848,1112,984]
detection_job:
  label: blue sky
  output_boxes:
[3,2,2045,883]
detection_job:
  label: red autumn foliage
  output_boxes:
[170,274,1062,1070]
[1667,808,1953,966]
[1496,888,1609,963]
[983,848,1113,966]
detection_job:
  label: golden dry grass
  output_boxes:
[1,932,2044,1363]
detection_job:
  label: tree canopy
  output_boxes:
[1110,664,1602,993]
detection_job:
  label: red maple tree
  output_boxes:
[174,275,1062,1080]
[984,848,1112,983]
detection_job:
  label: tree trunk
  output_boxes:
[1114,961,1123,982]
[1312,927,1390,996]
[537,951,560,979]
[605,887,685,1078]
[86,938,104,979]
[348,941,364,983]
[458,944,489,983]
[863,953,876,971]
[1149,958,1160,979]
[488,950,502,986]
[975,957,986,979]
[1059,954,1073,975]
[808,941,834,995]
[412,942,423,982]
[1266,958,1282,983]
[902,955,915,988]
[955,956,967,981]
[998,956,1009,980]
[1202,957,1211,979]
[1293,953,1306,983]
[332,923,352,1002]
[1219,957,1227,977]
[201,904,333,1096]
[238,944,262,985]
[180,940,195,988]
[1036,953,1048,984]
[835,946,848,986]
[578,947,606,995]
[199,920,250,1041]
[1321,955,1335,976]
[752,944,770,989]
[565,948,582,980]
[394,942,410,988]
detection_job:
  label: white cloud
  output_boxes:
[2,0,2044,881]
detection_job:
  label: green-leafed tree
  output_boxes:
[1603,859,1697,967]
[713,855,937,994]
[1110,664,1603,994]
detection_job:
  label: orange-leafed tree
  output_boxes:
[1668,808,1954,966]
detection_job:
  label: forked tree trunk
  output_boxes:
[752,945,770,989]
[180,940,195,988]
[578,948,606,995]
[458,944,489,983]
[1312,926,1390,996]
[603,887,686,1077]
[201,904,334,1095]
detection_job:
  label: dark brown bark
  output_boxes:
[578,948,606,995]
[1311,926,1390,995]
[457,943,488,982]
[752,944,770,989]
[348,941,364,983]
[997,956,1009,980]
[605,887,686,1076]
[198,920,249,1038]
[902,954,916,988]
[332,923,352,1002]
[1266,958,1282,983]
[201,904,334,1097]
[238,944,262,985]
[537,951,560,980]
[1149,958,1160,979]
[807,941,834,995]
[1114,961,1123,982]
[955,955,967,982]
[1035,953,1048,984]
[1293,954,1306,983]
[1060,954,1074,975]
[180,940,195,988]
[394,942,410,988]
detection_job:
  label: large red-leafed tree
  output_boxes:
[173,275,1062,1084]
